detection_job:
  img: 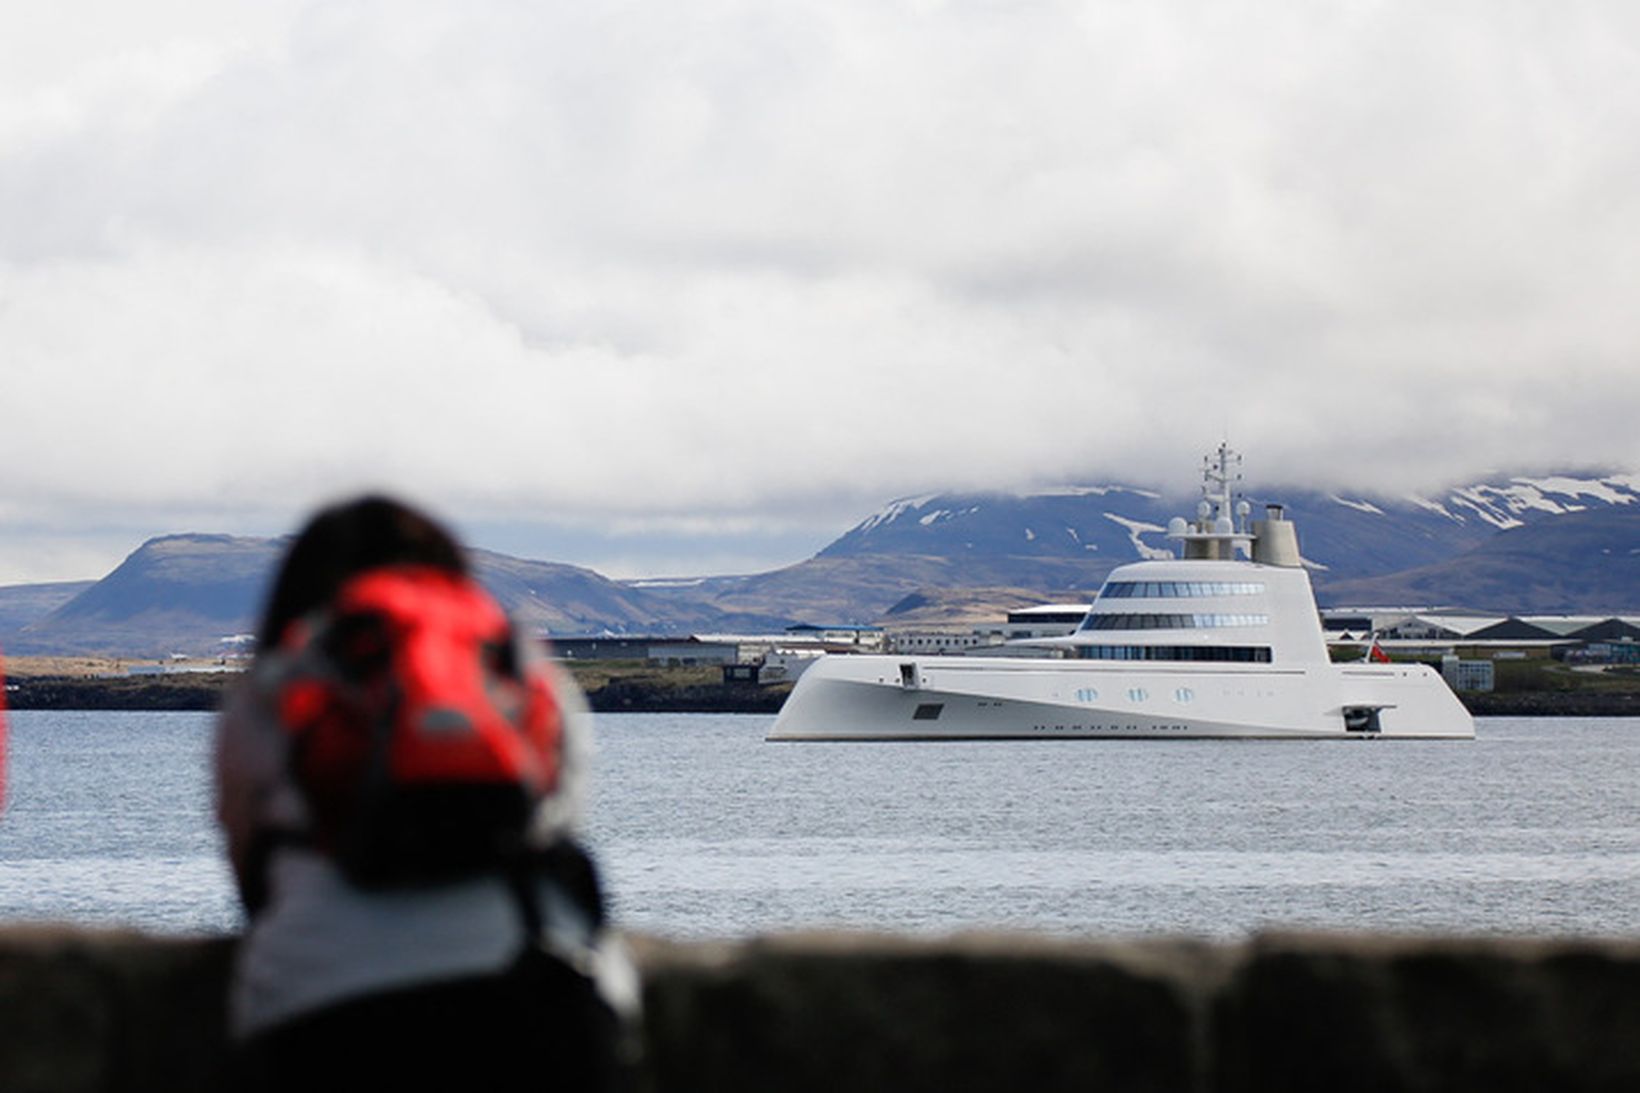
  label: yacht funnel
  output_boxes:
[1251,504,1303,567]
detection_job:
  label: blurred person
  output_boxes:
[216,496,634,1090]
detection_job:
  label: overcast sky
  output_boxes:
[4,1,1639,584]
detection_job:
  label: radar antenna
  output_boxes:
[1172,443,1252,560]
[1201,441,1244,529]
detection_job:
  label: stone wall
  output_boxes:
[0,926,231,1093]
[3,926,1639,1092]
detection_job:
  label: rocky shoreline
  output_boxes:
[1459,690,1640,717]
[5,673,234,711]
[3,671,793,715]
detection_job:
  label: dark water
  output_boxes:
[2,711,1638,939]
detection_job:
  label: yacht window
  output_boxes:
[1081,613,1269,631]
[1076,645,1273,663]
[1098,581,1266,600]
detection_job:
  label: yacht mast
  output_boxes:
[1173,442,1250,559]
[1202,442,1242,527]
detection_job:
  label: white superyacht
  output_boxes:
[769,447,1474,741]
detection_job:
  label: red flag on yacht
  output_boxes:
[1368,640,1391,664]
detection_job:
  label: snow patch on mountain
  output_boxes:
[1031,484,1164,502]
[1448,489,1528,530]
[1407,495,1462,522]
[1331,495,1385,515]
[1439,474,1640,529]
[1034,485,1118,497]
[1103,513,1173,560]
[917,505,982,526]
[855,494,938,533]
[1401,474,1640,533]
[1516,476,1639,506]
[1490,483,1579,515]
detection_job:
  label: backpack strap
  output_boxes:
[505,840,607,975]
[505,841,633,1091]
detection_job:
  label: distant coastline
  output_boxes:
[2,662,1635,717]
[3,661,792,715]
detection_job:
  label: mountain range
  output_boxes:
[628,471,1640,625]
[3,469,1638,657]
[1,537,794,658]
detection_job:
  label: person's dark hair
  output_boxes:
[257,495,468,649]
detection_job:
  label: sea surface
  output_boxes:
[1,711,1638,939]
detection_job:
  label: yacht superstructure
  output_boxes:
[768,447,1475,741]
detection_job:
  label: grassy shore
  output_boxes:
[1457,652,1640,715]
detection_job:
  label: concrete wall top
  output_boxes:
[4,926,1640,1093]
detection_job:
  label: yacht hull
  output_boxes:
[767,654,1475,740]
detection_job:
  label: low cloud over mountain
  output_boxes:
[5,469,1638,657]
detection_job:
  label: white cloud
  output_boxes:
[3,0,1640,582]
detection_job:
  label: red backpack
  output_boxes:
[275,565,563,886]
